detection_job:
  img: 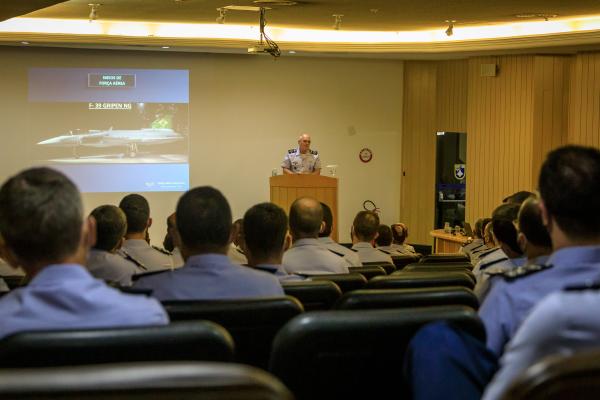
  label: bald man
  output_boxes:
[282,133,321,175]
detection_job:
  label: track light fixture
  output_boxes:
[88,3,100,22]
[216,8,227,24]
[333,14,343,30]
[445,20,456,36]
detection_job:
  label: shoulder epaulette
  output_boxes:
[377,249,392,255]
[310,149,318,155]
[121,249,148,271]
[350,248,358,252]
[251,265,278,275]
[131,268,172,281]
[235,247,246,255]
[477,247,499,258]
[564,282,600,291]
[288,148,296,154]
[152,245,172,256]
[499,263,553,282]
[328,249,345,257]
[480,256,509,270]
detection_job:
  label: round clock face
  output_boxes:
[359,148,373,163]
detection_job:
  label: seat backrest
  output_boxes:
[503,350,600,400]
[307,273,368,293]
[270,306,484,400]
[282,280,342,311]
[335,286,479,310]
[408,261,474,270]
[366,271,475,290]
[391,255,419,269]
[361,262,396,274]
[398,266,476,282]
[0,321,234,368]
[348,266,387,279]
[419,254,469,263]
[0,361,293,400]
[2,276,26,290]
[162,297,303,369]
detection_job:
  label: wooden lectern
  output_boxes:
[269,175,339,241]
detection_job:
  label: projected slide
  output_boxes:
[29,68,189,192]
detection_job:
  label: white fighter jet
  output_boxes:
[37,128,184,157]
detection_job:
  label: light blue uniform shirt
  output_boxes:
[479,246,600,357]
[352,242,394,265]
[253,264,306,282]
[0,264,168,339]
[318,237,362,267]
[283,238,349,275]
[484,262,600,400]
[87,249,142,286]
[474,256,527,302]
[134,253,284,301]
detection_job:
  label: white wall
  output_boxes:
[0,47,403,244]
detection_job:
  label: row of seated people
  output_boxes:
[404,144,600,400]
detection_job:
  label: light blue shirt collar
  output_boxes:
[29,263,91,286]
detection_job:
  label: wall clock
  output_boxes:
[359,148,373,163]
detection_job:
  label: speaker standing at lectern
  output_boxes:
[281,133,321,175]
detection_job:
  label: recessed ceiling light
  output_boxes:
[162,46,170,48]
[21,41,29,45]
[288,50,296,53]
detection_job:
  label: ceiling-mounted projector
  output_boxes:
[248,43,279,55]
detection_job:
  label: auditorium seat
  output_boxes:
[2,276,26,290]
[348,265,387,279]
[0,321,234,368]
[307,272,368,293]
[282,280,342,311]
[502,349,600,400]
[391,255,419,269]
[408,261,474,270]
[162,297,303,368]
[269,305,484,400]
[366,271,475,290]
[0,361,294,400]
[398,266,476,282]
[419,254,469,263]
[362,262,396,274]
[335,286,480,310]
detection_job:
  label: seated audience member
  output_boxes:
[227,219,248,265]
[375,224,403,255]
[469,218,493,261]
[502,190,535,205]
[87,205,142,286]
[390,223,417,255]
[134,187,283,300]
[405,145,600,400]
[351,212,394,264]
[0,168,168,339]
[515,196,552,266]
[162,212,184,268]
[243,203,303,281]
[283,197,349,274]
[473,203,527,302]
[317,202,362,267]
[460,218,486,256]
[119,194,175,271]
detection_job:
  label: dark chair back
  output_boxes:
[391,255,418,269]
[2,276,26,290]
[282,280,342,311]
[419,254,469,263]
[0,321,233,368]
[307,273,368,293]
[0,361,294,400]
[335,286,479,310]
[348,266,387,279]
[163,297,303,369]
[366,271,475,290]
[409,261,473,270]
[398,266,476,282]
[503,350,600,400]
[270,306,484,400]
[362,262,396,274]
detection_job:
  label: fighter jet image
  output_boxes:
[37,128,184,158]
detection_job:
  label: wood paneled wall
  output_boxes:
[403,52,599,246]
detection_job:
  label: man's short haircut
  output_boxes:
[353,211,380,242]
[391,223,408,244]
[319,202,333,237]
[474,219,484,239]
[375,224,393,246]
[503,191,535,205]
[539,145,600,239]
[244,203,288,259]
[481,218,492,235]
[491,203,523,255]
[518,197,552,248]
[289,197,323,238]
[176,186,232,252]
[91,205,127,252]
[119,194,150,234]
[0,167,83,266]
